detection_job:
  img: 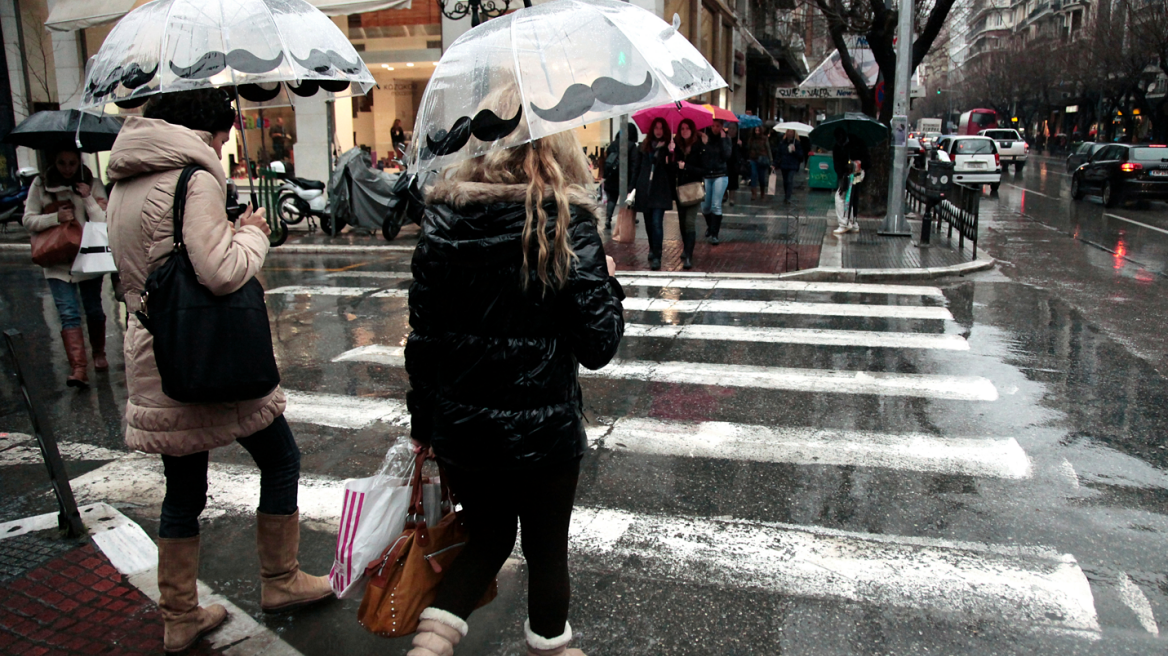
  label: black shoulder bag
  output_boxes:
[136,165,280,404]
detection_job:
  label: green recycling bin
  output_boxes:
[808,153,838,190]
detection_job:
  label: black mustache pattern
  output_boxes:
[662,59,718,93]
[529,72,654,123]
[115,95,150,109]
[238,83,283,102]
[88,63,158,99]
[293,50,362,75]
[425,107,524,158]
[288,80,319,97]
[169,50,285,79]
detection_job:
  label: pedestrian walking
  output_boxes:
[22,146,110,388]
[391,118,407,160]
[601,123,639,229]
[776,129,804,203]
[105,89,333,654]
[701,119,732,244]
[633,117,674,270]
[405,85,625,656]
[669,118,707,270]
[745,126,772,201]
[724,122,741,206]
[832,128,862,236]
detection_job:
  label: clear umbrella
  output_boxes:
[80,0,374,111]
[409,0,727,175]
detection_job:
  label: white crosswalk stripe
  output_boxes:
[623,323,970,350]
[266,285,407,298]
[329,345,996,400]
[62,457,1098,636]
[622,297,954,320]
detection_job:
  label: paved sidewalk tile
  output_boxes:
[0,532,224,656]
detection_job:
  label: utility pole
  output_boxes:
[879,0,913,236]
[617,0,630,215]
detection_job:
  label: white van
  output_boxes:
[938,136,1002,190]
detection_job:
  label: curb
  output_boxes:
[1,241,995,280]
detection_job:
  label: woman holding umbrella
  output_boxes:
[669,118,706,269]
[745,126,772,201]
[22,146,109,388]
[775,129,804,203]
[633,117,673,270]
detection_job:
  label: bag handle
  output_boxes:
[171,165,205,251]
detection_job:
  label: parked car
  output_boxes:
[1070,144,1168,207]
[1066,141,1106,173]
[979,128,1028,173]
[937,135,1002,190]
[906,134,927,168]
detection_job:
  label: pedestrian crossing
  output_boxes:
[24,274,1158,642]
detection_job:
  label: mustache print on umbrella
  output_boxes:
[293,50,363,75]
[169,50,285,79]
[87,63,158,99]
[529,72,654,122]
[237,79,352,103]
[424,107,524,158]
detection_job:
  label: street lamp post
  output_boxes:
[878,0,914,236]
[436,0,532,27]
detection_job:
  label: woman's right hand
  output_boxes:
[240,204,271,236]
[606,255,617,277]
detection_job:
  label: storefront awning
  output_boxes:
[308,0,413,13]
[45,0,138,32]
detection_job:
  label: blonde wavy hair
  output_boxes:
[446,84,592,291]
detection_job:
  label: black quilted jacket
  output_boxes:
[406,180,625,472]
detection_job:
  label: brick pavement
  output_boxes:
[0,533,224,656]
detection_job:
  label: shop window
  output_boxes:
[700,5,714,65]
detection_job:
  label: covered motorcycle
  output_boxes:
[327,147,399,237]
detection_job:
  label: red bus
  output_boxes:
[959,109,999,135]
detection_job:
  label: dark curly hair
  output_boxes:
[143,88,237,134]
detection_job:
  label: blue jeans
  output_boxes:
[47,277,105,330]
[781,167,797,199]
[642,208,666,257]
[701,176,729,215]
[159,415,301,538]
[749,158,772,188]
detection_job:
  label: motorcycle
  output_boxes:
[327,147,421,240]
[270,161,328,230]
[0,168,40,231]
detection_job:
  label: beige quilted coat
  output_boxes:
[106,117,285,456]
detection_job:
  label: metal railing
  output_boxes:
[906,167,980,258]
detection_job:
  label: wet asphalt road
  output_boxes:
[1,173,1168,655]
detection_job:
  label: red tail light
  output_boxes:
[1120,162,1143,173]
[994,152,1000,167]
[1024,143,1029,153]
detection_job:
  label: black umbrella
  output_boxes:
[3,110,124,153]
[809,112,889,150]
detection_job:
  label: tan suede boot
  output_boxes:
[256,509,334,612]
[406,608,468,656]
[157,537,228,653]
[87,315,108,371]
[526,620,586,656]
[61,327,88,388]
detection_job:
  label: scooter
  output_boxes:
[270,161,328,230]
[0,168,39,231]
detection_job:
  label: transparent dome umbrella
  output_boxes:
[408,0,727,176]
[79,0,376,224]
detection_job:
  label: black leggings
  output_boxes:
[159,415,301,539]
[432,457,581,640]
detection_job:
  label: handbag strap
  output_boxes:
[171,165,205,251]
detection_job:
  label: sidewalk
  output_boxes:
[0,502,299,656]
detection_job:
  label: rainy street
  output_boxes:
[2,170,1168,654]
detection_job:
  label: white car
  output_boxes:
[979,128,1029,173]
[938,135,1002,190]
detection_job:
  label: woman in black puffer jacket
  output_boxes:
[404,87,625,656]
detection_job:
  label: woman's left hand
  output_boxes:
[75,183,91,199]
[411,439,435,459]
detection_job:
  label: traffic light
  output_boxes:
[937,89,941,95]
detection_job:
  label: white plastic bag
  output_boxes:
[329,437,444,599]
[71,222,117,275]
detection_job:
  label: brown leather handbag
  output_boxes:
[357,453,496,637]
[30,200,83,267]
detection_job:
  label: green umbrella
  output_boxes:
[809,112,889,150]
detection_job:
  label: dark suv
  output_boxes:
[1070,144,1168,207]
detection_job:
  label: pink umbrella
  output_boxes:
[632,101,714,134]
